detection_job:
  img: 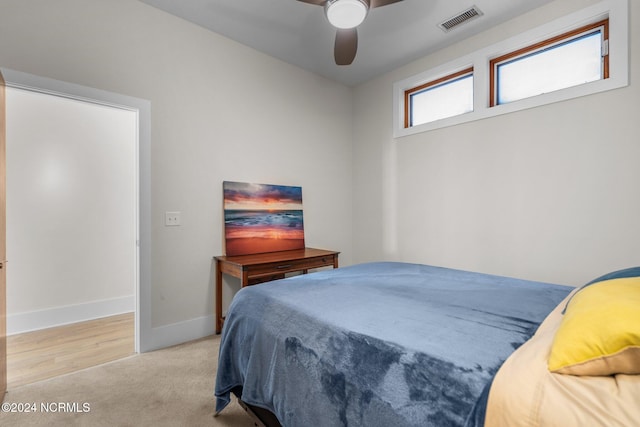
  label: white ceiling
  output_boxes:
[138,0,555,86]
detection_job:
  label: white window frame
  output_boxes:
[393,0,628,138]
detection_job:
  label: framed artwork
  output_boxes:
[223,181,305,256]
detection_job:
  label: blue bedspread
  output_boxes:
[215,262,571,427]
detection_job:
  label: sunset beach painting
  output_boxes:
[223,181,305,256]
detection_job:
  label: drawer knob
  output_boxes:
[276,264,292,269]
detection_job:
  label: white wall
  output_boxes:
[6,88,137,334]
[353,0,640,286]
[0,0,353,348]
[4,0,633,349]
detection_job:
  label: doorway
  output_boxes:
[1,69,151,386]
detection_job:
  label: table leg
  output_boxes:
[215,260,223,334]
[241,271,249,287]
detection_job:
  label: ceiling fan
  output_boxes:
[297,0,404,65]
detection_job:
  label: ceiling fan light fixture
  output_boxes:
[325,0,368,29]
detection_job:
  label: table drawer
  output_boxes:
[247,255,335,277]
[248,274,285,285]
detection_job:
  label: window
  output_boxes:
[404,67,473,128]
[490,19,608,106]
[392,0,628,138]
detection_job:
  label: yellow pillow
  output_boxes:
[548,277,640,375]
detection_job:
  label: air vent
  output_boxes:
[438,6,483,32]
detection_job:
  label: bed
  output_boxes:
[214,262,640,426]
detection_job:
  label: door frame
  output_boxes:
[1,69,7,401]
[1,68,151,353]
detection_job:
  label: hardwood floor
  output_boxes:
[6,312,135,389]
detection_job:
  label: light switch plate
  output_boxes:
[165,211,181,226]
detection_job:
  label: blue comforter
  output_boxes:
[215,262,571,426]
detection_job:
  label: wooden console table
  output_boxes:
[215,247,339,334]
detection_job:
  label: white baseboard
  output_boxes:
[7,295,135,336]
[8,296,216,352]
[145,315,216,352]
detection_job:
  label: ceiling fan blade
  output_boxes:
[334,28,358,65]
[370,0,403,9]
[296,0,326,5]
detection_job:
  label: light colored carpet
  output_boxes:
[0,335,256,427]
